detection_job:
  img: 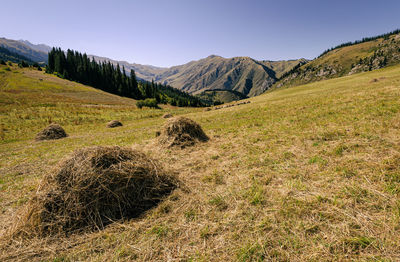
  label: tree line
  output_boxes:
[318,29,400,58]
[46,48,204,107]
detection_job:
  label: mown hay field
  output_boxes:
[1,64,400,261]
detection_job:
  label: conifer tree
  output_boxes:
[45,47,203,107]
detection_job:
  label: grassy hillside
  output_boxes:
[2,64,400,260]
[276,31,400,88]
[0,64,195,143]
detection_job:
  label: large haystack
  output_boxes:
[18,146,177,236]
[159,117,209,148]
[107,120,123,128]
[35,124,67,141]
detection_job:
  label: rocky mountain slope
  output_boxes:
[91,54,305,97]
[195,89,248,104]
[275,30,400,88]
[18,39,52,54]
[153,55,277,97]
[88,54,167,81]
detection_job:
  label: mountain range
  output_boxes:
[0,37,306,97]
[1,29,400,100]
[89,55,306,97]
[0,38,50,63]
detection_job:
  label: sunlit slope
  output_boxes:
[0,65,196,143]
[277,32,400,88]
[91,54,305,97]
[0,37,49,63]
[1,64,400,261]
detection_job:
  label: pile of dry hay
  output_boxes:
[35,124,68,141]
[162,113,173,119]
[159,117,209,148]
[16,146,177,237]
[106,120,123,128]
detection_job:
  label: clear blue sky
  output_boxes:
[1,0,399,67]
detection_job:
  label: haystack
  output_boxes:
[159,117,209,148]
[17,146,177,236]
[107,120,123,128]
[162,113,173,119]
[35,124,67,141]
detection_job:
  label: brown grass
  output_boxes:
[3,65,400,261]
[9,146,177,238]
[158,116,209,148]
[35,124,68,141]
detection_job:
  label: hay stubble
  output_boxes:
[2,65,400,260]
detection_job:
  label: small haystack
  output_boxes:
[16,146,177,237]
[107,120,123,128]
[159,117,209,148]
[35,124,67,141]
[162,113,173,119]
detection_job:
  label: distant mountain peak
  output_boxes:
[17,39,52,53]
[207,54,221,59]
[18,39,32,44]
[0,37,50,62]
[90,53,305,97]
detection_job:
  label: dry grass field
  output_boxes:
[1,63,400,261]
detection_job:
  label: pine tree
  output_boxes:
[45,47,203,107]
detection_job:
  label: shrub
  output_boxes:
[33,63,42,71]
[136,98,160,109]
[18,60,29,68]
[213,100,224,106]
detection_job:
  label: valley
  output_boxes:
[1,18,400,261]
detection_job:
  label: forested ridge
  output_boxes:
[46,48,204,107]
[0,46,34,64]
[318,29,400,58]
